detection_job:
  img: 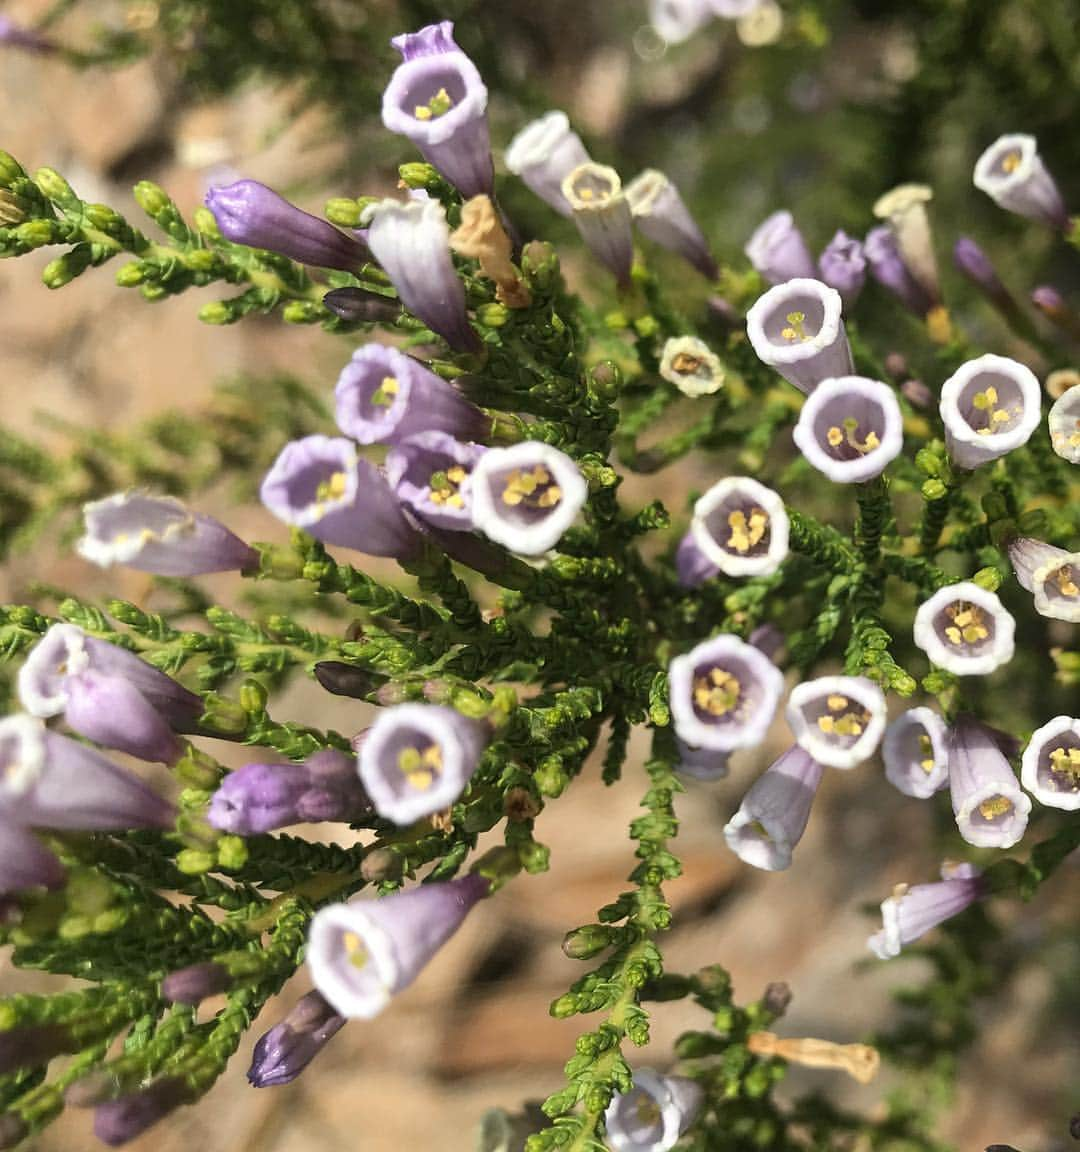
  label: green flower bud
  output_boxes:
[550,994,578,1019]
[82,203,125,233]
[15,219,58,248]
[282,299,323,324]
[477,302,509,328]
[239,679,268,715]
[562,924,615,960]
[33,167,77,207]
[973,566,1003,592]
[398,162,444,193]
[921,478,947,501]
[193,206,220,236]
[521,240,559,291]
[115,261,146,286]
[176,849,217,875]
[216,836,248,871]
[199,301,234,325]
[42,245,93,289]
[133,180,171,219]
[981,490,1009,521]
[0,150,26,186]
[325,197,364,228]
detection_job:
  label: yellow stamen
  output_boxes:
[314,471,349,506]
[428,465,470,509]
[397,743,442,791]
[1052,564,1079,598]
[1001,150,1022,174]
[1048,745,1080,786]
[978,795,1013,820]
[369,375,400,408]
[918,732,935,774]
[693,667,742,717]
[944,602,989,646]
[726,508,767,554]
[827,417,880,456]
[414,87,453,121]
[671,352,704,375]
[634,1095,662,1127]
[501,465,561,510]
[780,311,808,342]
[343,930,369,970]
[817,695,869,738]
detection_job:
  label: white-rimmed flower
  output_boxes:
[948,714,1031,848]
[658,336,724,397]
[677,477,789,587]
[1020,715,1080,811]
[358,703,486,825]
[469,442,587,556]
[745,210,816,285]
[561,163,635,287]
[669,634,785,753]
[785,675,886,770]
[913,582,1015,676]
[792,376,903,484]
[973,134,1068,230]
[625,170,717,280]
[505,110,591,217]
[723,744,825,871]
[746,278,853,394]
[77,491,256,577]
[307,874,488,1019]
[868,861,984,959]
[872,184,939,304]
[882,707,949,798]
[1007,536,1080,623]
[648,0,713,44]
[1048,385,1080,463]
[604,1068,703,1152]
[939,354,1042,470]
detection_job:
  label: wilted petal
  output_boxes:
[470,441,588,556]
[658,336,724,397]
[872,184,939,304]
[746,278,852,394]
[785,675,886,770]
[882,707,949,798]
[939,354,1041,470]
[669,634,784,753]
[307,873,488,1018]
[1020,715,1080,811]
[77,491,256,577]
[792,376,903,484]
[912,581,1015,676]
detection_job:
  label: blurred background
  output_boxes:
[0,0,1078,1149]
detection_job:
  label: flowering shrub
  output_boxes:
[0,3,1078,1151]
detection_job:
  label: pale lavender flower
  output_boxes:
[939,354,1041,470]
[260,435,423,560]
[381,22,493,199]
[868,861,985,959]
[0,714,174,830]
[648,0,713,43]
[745,278,853,394]
[0,814,63,894]
[872,185,939,304]
[470,441,588,556]
[248,991,345,1088]
[723,744,825,871]
[18,623,200,762]
[205,180,368,271]
[207,750,369,834]
[505,111,591,217]
[1007,537,1080,623]
[817,230,866,309]
[785,675,886,770]
[625,170,718,279]
[952,236,1015,315]
[386,431,487,531]
[77,491,257,577]
[1048,386,1080,464]
[603,1067,703,1152]
[307,873,489,1018]
[792,375,904,484]
[948,715,1031,848]
[864,225,934,316]
[973,134,1068,230]
[1021,715,1080,811]
[745,210,816,284]
[913,581,1015,677]
[676,476,789,588]
[658,336,724,398]
[882,707,949,798]
[333,343,484,446]
[668,634,785,753]
[358,703,486,824]
[675,738,730,781]
[562,163,635,287]
[364,197,479,351]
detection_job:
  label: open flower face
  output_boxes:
[792,376,903,484]
[358,703,485,825]
[745,278,853,394]
[386,432,486,531]
[939,354,1042,470]
[973,133,1068,229]
[785,675,886,769]
[603,1068,703,1152]
[1048,385,1080,463]
[659,336,724,397]
[882,707,949,798]
[669,635,784,753]
[505,110,590,216]
[913,582,1015,676]
[1008,538,1080,624]
[689,476,788,577]
[470,442,587,556]
[1021,716,1080,811]
[561,163,635,286]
